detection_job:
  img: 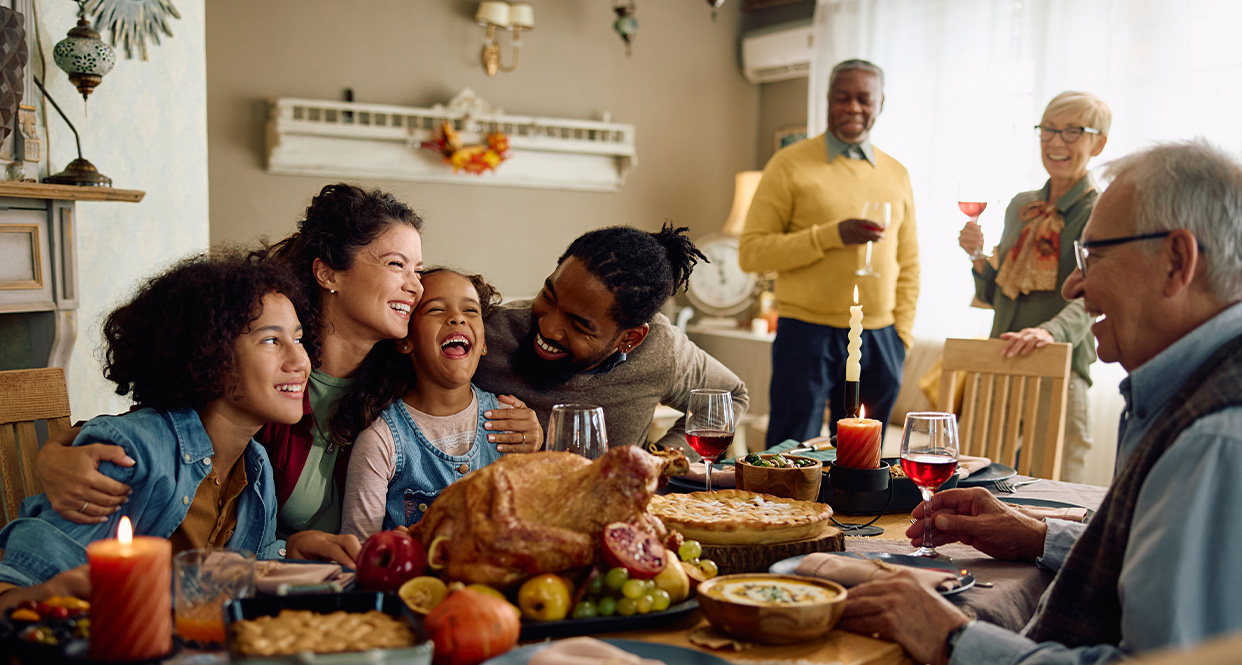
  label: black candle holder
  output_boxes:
[823,461,894,535]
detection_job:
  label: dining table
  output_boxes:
[145,475,1105,665]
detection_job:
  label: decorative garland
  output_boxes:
[421,120,510,175]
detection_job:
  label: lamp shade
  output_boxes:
[722,171,764,236]
[509,3,535,29]
[476,1,510,27]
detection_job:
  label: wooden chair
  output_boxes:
[937,338,1071,480]
[0,368,71,528]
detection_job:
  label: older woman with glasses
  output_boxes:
[958,91,1110,482]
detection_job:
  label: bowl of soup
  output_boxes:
[695,573,847,644]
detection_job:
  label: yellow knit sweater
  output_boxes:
[739,134,919,347]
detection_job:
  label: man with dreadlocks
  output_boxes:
[475,223,749,452]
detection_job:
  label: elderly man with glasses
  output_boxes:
[847,140,1242,665]
[959,91,1111,482]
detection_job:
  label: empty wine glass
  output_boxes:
[855,201,891,277]
[685,389,737,492]
[546,404,608,459]
[958,182,989,260]
[899,412,960,559]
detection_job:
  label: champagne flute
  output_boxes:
[546,404,608,459]
[958,182,989,260]
[855,201,891,277]
[899,412,960,559]
[685,389,736,492]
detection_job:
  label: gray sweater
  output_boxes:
[475,300,749,452]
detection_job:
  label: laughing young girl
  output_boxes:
[0,250,313,611]
[338,269,542,538]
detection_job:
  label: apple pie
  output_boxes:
[649,489,834,545]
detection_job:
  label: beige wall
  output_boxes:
[207,1,759,297]
[756,77,809,167]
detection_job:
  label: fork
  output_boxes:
[994,477,1042,493]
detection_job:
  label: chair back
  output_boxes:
[0,368,71,528]
[937,338,1071,480]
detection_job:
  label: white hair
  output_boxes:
[1101,139,1242,303]
[829,59,885,94]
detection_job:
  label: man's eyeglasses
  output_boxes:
[1072,232,1172,275]
[1034,125,1101,144]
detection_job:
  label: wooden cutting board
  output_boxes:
[700,527,844,575]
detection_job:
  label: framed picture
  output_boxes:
[775,125,807,151]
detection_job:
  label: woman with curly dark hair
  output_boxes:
[335,268,540,539]
[0,250,311,611]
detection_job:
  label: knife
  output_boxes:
[784,438,836,455]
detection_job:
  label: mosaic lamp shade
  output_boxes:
[53,15,115,103]
[1,6,29,145]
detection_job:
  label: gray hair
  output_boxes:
[1101,139,1242,303]
[829,59,885,93]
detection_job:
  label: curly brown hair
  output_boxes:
[329,267,500,446]
[101,248,317,411]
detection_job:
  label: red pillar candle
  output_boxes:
[87,517,172,662]
[836,405,883,469]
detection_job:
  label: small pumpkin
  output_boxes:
[424,588,521,665]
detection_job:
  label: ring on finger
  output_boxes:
[81,500,89,513]
[521,432,526,444]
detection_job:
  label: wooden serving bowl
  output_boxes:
[696,573,847,644]
[735,454,823,501]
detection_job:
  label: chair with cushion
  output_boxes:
[937,338,1071,480]
[0,367,71,529]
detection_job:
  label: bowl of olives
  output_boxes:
[735,453,823,501]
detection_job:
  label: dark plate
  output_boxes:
[958,463,1018,487]
[768,552,976,596]
[1001,496,1095,521]
[224,592,431,664]
[519,598,698,641]
[484,638,730,665]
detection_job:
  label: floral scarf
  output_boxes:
[994,186,1093,299]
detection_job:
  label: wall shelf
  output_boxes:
[265,89,638,192]
[0,182,145,203]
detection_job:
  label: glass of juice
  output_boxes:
[174,548,256,647]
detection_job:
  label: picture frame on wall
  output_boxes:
[775,125,807,151]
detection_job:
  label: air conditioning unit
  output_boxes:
[741,22,814,84]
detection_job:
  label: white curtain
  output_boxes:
[807,0,1242,485]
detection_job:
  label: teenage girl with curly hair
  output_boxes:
[0,250,312,611]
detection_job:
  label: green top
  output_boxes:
[973,175,1098,384]
[277,369,351,535]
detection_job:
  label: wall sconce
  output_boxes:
[476,2,534,77]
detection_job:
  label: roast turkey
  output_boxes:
[410,445,688,589]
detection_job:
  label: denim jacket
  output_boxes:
[0,408,281,588]
[381,386,503,529]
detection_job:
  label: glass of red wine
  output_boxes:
[547,404,608,459]
[685,389,737,492]
[899,412,960,559]
[958,182,989,260]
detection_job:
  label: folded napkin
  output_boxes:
[528,637,666,665]
[1007,505,1090,523]
[957,455,993,479]
[253,560,355,594]
[678,461,736,489]
[794,552,960,593]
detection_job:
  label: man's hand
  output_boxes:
[0,565,91,612]
[907,487,1047,561]
[840,573,971,665]
[37,428,134,524]
[1000,328,1055,357]
[838,219,886,246]
[285,530,362,568]
[958,221,985,257]
[486,395,543,453]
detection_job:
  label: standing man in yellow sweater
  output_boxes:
[740,59,919,447]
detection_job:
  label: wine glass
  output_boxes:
[685,389,737,492]
[546,404,609,460]
[899,412,960,559]
[958,182,989,260]
[855,201,891,277]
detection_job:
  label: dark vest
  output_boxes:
[1027,332,1242,647]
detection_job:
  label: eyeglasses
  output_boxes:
[1034,125,1101,144]
[1073,232,1172,275]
